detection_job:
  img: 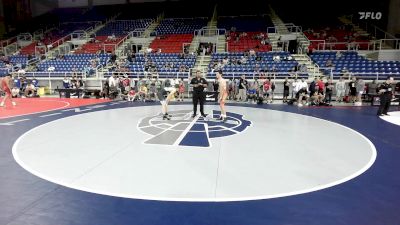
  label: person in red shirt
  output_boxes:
[127,89,136,102]
[178,79,185,102]
[263,78,272,103]
[1,74,17,107]
[317,78,325,95]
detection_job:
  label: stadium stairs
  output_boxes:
[268,7,289,51]
[292,54,323,78]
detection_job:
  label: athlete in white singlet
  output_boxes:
[216,71,228,121]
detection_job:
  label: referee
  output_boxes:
[190,70,208,118]
[377,76,395,116]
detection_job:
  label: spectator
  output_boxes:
[31,76,39,88]
[24,82,37,97]
[240,56,247,64]
[135,83,148,102]
[349,77,357,103]
[296,87,309,107]
[317,78,325,95]
[108,73,117,89]
[127,88,136,102]
[325,78,334,104]
[355,77,365,106]
[335,77,346,103]
[273,55,281,62]
[263,78,272,103]
[62,75,70,89]
[178,79,185,101]
[228,79,235,100]
[270,78,276,102]
[326,59,334,67]
[309,78,318,96]
[222,57,229,65]
[367,79,378,96]
[336,51,342,59]
[77,76,84,89]
[283,77,290,103]
[247,82,257,103]
[237,75,248,101]
[310,86,325,105]
[299,64,308,72]
[292,78,300,98]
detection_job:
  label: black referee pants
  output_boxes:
[193,91,205,115]
[377,94,391,115]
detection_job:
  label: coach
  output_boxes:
[190,70,208,118]
[377,76,395,116]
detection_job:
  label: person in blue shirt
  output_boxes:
[21,76,28,91]
[31,76,39,88]
[13,77,21,89]
[62,75,70,89]
[247,82,257,103]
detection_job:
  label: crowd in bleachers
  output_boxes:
[207,52,307,79]
[305,25,373,51]
[310,51,400,79]
[226,32,271,52]
[37,54,109,76]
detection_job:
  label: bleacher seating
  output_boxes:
[96,19,153,36]
[0,61,9,76]
[36,54,109,75]
[208,52,302,79]
[20,42,39,55]
[155,18,208,35]
[9,55,29,66]
[149,34,193,53]
[19,22,95,55]
[127,53,195,78]
[227,32,271,52]
[74,36,125,54]
[310,51,400,78]
[305,28,372,51]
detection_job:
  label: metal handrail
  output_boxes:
[194,27,227,36]
[309,40,379,51]
[19,70,398,82]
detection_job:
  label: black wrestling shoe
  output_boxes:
[165,113,172,117]
[163,114,171,120]
[383,113,390,116]
[192,114,197,118]
[201,114,208,118]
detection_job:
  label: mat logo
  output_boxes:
[359,12,382,20]
[137,110,251,147]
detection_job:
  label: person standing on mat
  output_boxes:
[190,70,208,118]
[377,76,395,116]
[0,74,17,107]
[216,71,228,122]
[157,86,177,120]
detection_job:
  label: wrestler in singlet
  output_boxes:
[1,76,11,95]
[218,77,228,103]
[216,71,228,121]
[1,74,16,107]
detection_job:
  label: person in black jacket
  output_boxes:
[377,76,395,116]
[190,71,208,118]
